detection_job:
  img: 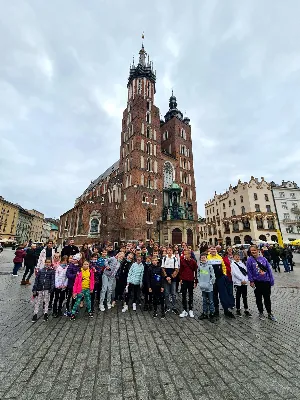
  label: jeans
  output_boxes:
[125,283,140,305]
[33,290,50,315]
[164,281,176,309]
[181,280,194,311]
[235,285,248,310]
[22,265,35,281]
[143,284,153,305]
[283,259,290,272]
[202,291,214,314]
[100,275,115,306]
[72,289,92,315]
[152,287,164,312]
[254,281,272,314]
[12,262,22,275]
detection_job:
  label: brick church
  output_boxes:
[59,44,199,247]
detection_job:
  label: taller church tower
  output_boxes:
[119,44,163,241]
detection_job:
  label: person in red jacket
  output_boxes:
[223,246,234,280]
[179,249,198,318]
[12,244,26,277]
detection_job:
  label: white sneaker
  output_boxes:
[99,305,105,312]
[107,304,112,310]
[132,303,137,311]
[111,301,116,308]
[179,310,188,318]
[189,310,194,318]
[122,305,128,313]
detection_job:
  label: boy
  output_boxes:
[99,252,124,311]
[32,258,55,322]
[231,252,252,317]
[179,249,198,318]
[122,255,144,312]
[198,253,215,323]
[161,247,179,314]
[143,255,153,311]
[89,253,102,312]
[148,257,165,318]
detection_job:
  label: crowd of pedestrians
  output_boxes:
[10,239,280,323]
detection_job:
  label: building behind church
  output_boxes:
[58,44,199,247]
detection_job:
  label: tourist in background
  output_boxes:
[12,243,26,277]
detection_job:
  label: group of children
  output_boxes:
[29,242,276,323]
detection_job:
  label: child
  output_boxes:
[70,260,94,320]
[52,255,68,318]
[231,252,252,317]
[32,258,55,322]
[143,255,153,311]
[148,257,165,318]
[122,255,144,312]
[89,253,102,312]
[99,252,124,311]
[198,253,216,323]
[65,254,81,316]
[48,252,61,310]
[114,252,133,305]
[12,244,26,277]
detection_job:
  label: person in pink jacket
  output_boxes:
[12,244,26,276]
[70,261,95,321]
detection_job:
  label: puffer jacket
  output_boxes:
[32,268,55,292]
[13,248,26,263]
[66,263,81,289]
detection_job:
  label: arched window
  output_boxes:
[146,209,152,222]
[146,158,151,172]
[146,112,150,123]
[146,142,151,154]
[163,161,174,188]
[183,159,186,169]
[241,206,245,214]
[90,218,100,233]
[240,195,243,203]
[183,173,187,184]
[146,127,150,138]
[147,176,151,188]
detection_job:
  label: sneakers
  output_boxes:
[153,312,158,318]
[188,310,194,318]
[64,311,71,317]
[244,310,252,317]
[88,312,94,318]
[198,313,208,320]
[43,313,49,322]
[107,304,112,310]
[122,305,128,313]
[172,308,179,315]
[161,312,166,319]
[132,303,137,311]
[32,314,38,323]
[259,313,266,320]
[70,314,76,321]
[111,301,116,308]
[268,313,277,322]
[165,307,171,313]
[236,310,242,317]
[225,311,235,319]
[99,305,105,312]
[20,280,27,285]
[209,313,215,323]
[12,274,18,277]
[179,310,188,318]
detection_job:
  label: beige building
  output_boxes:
[200,177,279,246]
[0,196,19,242]
[27,209,44,243]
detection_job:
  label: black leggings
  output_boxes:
[181,280,194,311]
[53,288,66,314]
[65,288,75,312]
[22,265,34,281]
[235,285,248,310]
[254,281,272,314]
[152,287,164,312]
[125,284,140,305]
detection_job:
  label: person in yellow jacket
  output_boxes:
[207,246,235,318]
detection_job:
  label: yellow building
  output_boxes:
[27,209,44,243]
[0,196,19,242]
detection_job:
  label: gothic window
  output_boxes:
[90,218,100,233]
[146,127,150,138]
[183,173,187,184]
[146,158,151,172]
[146,142,151,154]
[141,174,144,186]
[147,82,150,97]
[146,112,150,123]
[77,209,83,234]
[146,209,152,222]
[147,176,151,188]
[163,161,174,189]
[147,100,150,110]
[183,159,186,169]
[138,79,142,94]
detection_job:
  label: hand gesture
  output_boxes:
[161,287,164,293]
[149,288,152,293]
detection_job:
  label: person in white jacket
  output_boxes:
[52,255,68,318]
[231,252,252,317]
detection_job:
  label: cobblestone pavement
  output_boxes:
[1,249,300,400]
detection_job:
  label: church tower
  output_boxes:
[119,44,163,241]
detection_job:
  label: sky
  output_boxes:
[0,0,300,219]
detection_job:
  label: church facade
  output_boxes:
[58,44,199,247]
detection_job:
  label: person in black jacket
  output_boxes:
[32,258,55,322]
[114,253,133,305]
[61,239,79,258]
[148,257,165,319]
[21,244,38,285]
[143,255,153,311]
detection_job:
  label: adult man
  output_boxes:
[269,245,280,272]
[61,239,79,258]
[37,240,56,270]
[161,247,179,314]
[179,249,198,318]
[247,245,276,321]
[207,246,235,318]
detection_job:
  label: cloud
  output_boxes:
[0,0,300,220]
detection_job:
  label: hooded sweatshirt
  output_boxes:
[197,261,215,292]
[127,262,144,286]
[230,260,249,286]
[207,254,226,279]
[246,256,274,286]
[55,263,68,288]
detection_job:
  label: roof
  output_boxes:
[51,223,58,230]
[83,160,120,193]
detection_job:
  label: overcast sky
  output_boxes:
[0,0,299,218]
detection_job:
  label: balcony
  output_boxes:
[284,219,300,225]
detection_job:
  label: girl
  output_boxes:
[122,255,144,312]
[231,252,252,317]
[53,255,68,318]
[32,258,55,322]
[65,255,81,316]
[12,244,26,277]
[70,261,94,320]
[48,252,61,310]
